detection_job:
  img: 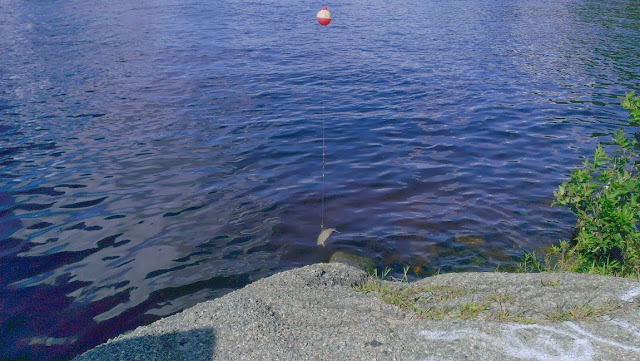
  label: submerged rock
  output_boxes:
[329,251,375,273]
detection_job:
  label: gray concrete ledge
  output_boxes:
[74,263,640,361]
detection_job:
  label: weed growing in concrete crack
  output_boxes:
[354,274,622,324]
[488,293,511,303]
[354,266,624,324]
[545,301,621,322]
[353,274,484,321]
[456,303,489,319]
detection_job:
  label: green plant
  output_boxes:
[353,267,392,294]
[525,92,640,277]
[621,91,640,124]
[518,251,547,273]
[374,267,391,279]
[488,293,511,303]
[545,301,620,322]
[456,303,488,319]
[353,276,482,320]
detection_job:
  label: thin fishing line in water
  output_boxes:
[321,56,325,231]
[315,5,338,247]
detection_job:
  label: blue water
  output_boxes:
[2,0,640,359]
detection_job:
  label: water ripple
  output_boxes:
[2,0,640,359]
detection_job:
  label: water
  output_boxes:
[2,0,640,359]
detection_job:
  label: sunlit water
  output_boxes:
[2,0,640,359]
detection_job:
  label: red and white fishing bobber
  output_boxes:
[317,6,332,26]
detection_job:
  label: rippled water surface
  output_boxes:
[2,0,640,359]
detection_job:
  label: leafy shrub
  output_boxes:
[521,93,640,278]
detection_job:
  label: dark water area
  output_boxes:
[2,0,640,359]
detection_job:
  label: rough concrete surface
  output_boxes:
[74,263,640,361]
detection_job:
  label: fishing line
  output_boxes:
[321,28,326,230]
[315,5,338,247]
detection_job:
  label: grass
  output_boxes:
[488,293,510,303]
[456,303,488,319]
[545,301,621,322]
[354,268,624,324]
[519,246,640,280]
[353,269,483,320]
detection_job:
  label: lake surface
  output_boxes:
[2,0,640,359]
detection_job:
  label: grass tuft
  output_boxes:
[545,301,620,322]
[354,269,623,324]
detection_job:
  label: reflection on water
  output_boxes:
[1,0,640,359]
